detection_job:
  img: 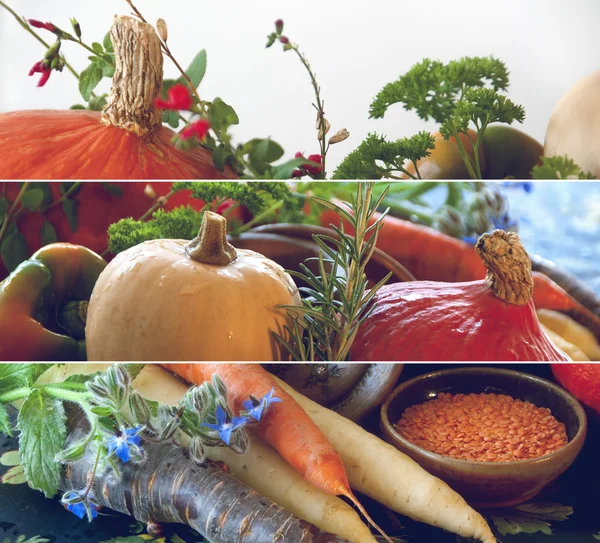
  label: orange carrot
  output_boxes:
[162,363,390,541]
[318,206,600,338]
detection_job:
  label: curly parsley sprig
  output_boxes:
[363,56,525,180]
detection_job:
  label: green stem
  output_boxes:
[291,44,327,177]
[0,182,29,246]
[234,200,283,235]
[0,1,88,87]
[450,126,479,179]
[472,116,489,180]
[0,386,32,403]
[46,182,82,210]
[383,199,436,226]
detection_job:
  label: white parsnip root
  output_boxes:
[275,377,497,543]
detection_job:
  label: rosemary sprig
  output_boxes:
[274,182,392,361]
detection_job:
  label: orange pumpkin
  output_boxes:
[0,16,235,180]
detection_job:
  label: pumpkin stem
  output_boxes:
[101,16,163,138]
[475,229,533,305]
[186,211,238,266]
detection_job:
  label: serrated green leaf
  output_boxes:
[79,62,104,101]
[0,405,11,437]
[40,221,58,246]
[1,464,26,485]
[62,198,78,232]
[1,231,29,273]
[17,390,66,497]
[103,32,114,53]
[182,49,207,88]
[0,450,20,466]
[20,189,44,211]
[91,42,104,54]
[0,364,47,392]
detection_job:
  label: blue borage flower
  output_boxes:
[61,490,100,522]
[202,405,247,445]
[105,426,144,463]
[502,181,533,193]
[242,388,282,422]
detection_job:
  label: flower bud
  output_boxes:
[44,41,61,60]
[189,437,206,465]
[467,209,493,235]
[159,416,181,441]
[55,439,88,463]
[266,33,277,48]
[128,392,151,424]
[328,128,350,145]
[144,184,157,199]
[434,206,465,238]
[279,36,289,44]
[229,428,250,454]
[211,375,227,397]
[275,19,284,33]
[198,432,224,448]
[70,17,81,39]
[317,118,331,141]
[156,19,168,42]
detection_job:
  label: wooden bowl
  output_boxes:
[229,225,409,421]
[380,367,587,507]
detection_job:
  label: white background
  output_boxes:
[1,0,599,172]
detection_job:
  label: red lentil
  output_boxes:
[395,392,568,462]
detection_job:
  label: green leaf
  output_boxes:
[97,536,157,543]
[208,98,239,130]
[245,138,284,164]
[0,450,20,467]
[26,183,53,209]
[91,42,104,54]
[0,364,47,393]
[0,196,8,223]
[182,49,207,88]
[212,144,227,171]
[40,221,58,246]
[103,32,114,53]
[88,95,108,111]
[102,182,123,197]
[0,405,12,436]
[70,104,87,110]
[531,155,596,180]
[62,198,78,232]
[272,157,311,179]
[1,464,27,485]
[79,62,104,101]
[490,502,573,536]
[20,189,44,211]
[1,537,50,543]
[102,62,115,79]
[163,110,180,129]
[1,231,29,273]
[17,390,67,497]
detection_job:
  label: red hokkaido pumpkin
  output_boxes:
[0,16,235,180]
[350,230,569,362]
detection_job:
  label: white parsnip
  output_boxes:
[538,309,600,361]
[275,377,496,543]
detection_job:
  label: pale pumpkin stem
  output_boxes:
[475,229,533,305]
[101,15,163,138]
[186,211,238,266]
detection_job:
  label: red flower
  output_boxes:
[29,60,52,87]
[155,83,193,111]
[292,153,323,178]
[180,119,211,141]
[28,19,56,32]
[291,169,304,178]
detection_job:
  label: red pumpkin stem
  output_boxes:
[475,229,533,305]
[186,211,238,266]
[101,16,163,138]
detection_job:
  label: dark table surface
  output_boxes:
[2,364,600,543]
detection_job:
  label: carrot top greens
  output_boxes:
[0,363,281,521]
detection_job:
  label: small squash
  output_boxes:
[0,16,236,180]
[350,230,569,361]
[86,212,300,361]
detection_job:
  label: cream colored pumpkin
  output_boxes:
[544,70,600,177]
[86,212,300,361]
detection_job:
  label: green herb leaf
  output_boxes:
[1,231,29,273]
[103,32,114,53]
[208,98,239,130]
[91,42,104,54]
[0,405,11,436]
[26,183,53,209]
[40,221,58,246]
[182,49,207,88]
[0,364,47,393]
[79,62,104,101]
[490,502,573,536]
[62,198,78,233]
[163,110,180,129]
[102,182,124,197]
[531,155,595,180]
[88,95,108,111]
[70,104,87,110]
[0,450,20,467]
[212,144,227,171]
[20,189,44,211]
[1,464,26,485]
[17,390,67,497]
